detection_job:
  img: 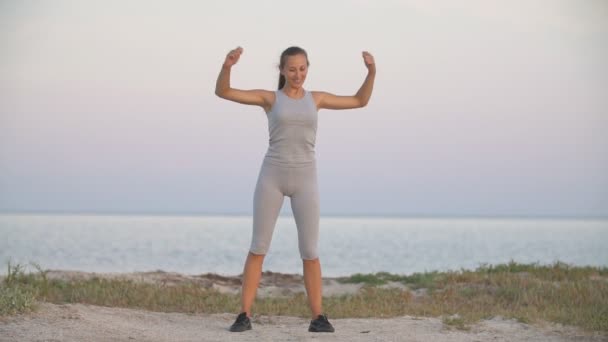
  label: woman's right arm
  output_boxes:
[215,47,273,111]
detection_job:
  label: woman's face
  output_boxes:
[281,54,308,88]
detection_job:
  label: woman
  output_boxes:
[215,46,375,333]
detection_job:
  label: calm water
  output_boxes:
[1,214,607,277]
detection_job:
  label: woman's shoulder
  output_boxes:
[309,90,332,102]
[251,89,276,102]
[308,90,326,99]
[253,89,277,95]
[309,90,332,96]
[308,91,327,109]
[261,90,277,113]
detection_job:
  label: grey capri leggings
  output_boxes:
[249,159,320,260]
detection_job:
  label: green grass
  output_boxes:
[2,259,607,333]
[442,314,469,331]
[0,260,41,315]
[339,270,441,290]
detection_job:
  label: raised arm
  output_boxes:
[215,47,274,111]
[314,51,376,110]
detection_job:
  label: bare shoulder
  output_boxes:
[219,88,276,112]
[251,89,275,103]
[310,91,328,99]
[247,89,276,113]
[260,89,276,112]
[310,91,329,109]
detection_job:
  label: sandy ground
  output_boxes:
[1,303,605,342]
[1,270,606,342]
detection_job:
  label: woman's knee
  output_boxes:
[246,251,266,265]
[248,246,268,258]
[249,238,271,256]
[302,256,320,264]
[299,246,319,261]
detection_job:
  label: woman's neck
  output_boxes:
[281,86,305,99]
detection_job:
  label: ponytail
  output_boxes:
[278,74,286,90]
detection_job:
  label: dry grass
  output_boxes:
[2,260,607,332]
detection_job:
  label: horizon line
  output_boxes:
[1,209,606,221]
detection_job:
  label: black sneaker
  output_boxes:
[308,314,335,333]
[229,312,252,332]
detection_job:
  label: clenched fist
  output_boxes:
[223,47,243,68]
[362,51,375,72]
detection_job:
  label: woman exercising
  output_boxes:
[215,46,375,333]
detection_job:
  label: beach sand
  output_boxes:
[0,270,605,342]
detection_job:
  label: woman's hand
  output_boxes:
[314,51,376,110]
[223,47,243,68]
[362,51,376,72]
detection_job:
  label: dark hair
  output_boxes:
[278,46,309,90]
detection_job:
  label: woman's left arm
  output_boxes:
[314,51,376,110]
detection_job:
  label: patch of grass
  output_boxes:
[0,260,39,315]
[339,273,389,286]
[442,314,470,331]
[43,277,241,314]
[0,286,38,315]
[475,259,608,281]
[2,260,607,333]
[326,287,413,318]
[339,270,442,290]
[400,271,442,290]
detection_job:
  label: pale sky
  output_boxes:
[1,0,607,218]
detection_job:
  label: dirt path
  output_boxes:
[1,302,605,342]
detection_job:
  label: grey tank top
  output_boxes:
[264,89,318,166]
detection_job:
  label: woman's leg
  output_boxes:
[240,252,265,316]
[303,257,323,318]
[290,163,322,318]
[241,161,285,316]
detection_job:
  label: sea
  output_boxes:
[1,213,607,277]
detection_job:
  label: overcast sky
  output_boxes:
[1,0,607,218]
